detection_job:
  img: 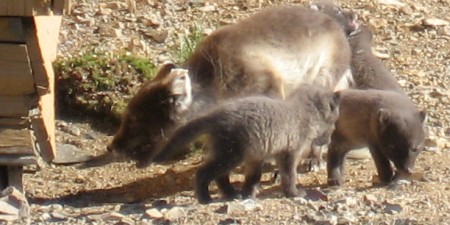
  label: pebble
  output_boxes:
[422,18,450,27]
[384,202,403,214]
[145,208,164,219]
[165,207,187,220]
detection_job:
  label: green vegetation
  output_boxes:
[171,24,206,64]
[54,26,207,123]
[54,52,157,122]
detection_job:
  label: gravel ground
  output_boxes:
[17,0,450,224]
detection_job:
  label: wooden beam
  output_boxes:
[0,156,35,166]
[0,18,26,43]
[0,118,30,128]
[0,95,38,117]
[0,44,35,95]
[0,127,34,155]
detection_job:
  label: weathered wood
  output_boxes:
[7,166,23,192]
[53,0,72,15]
[0,156,35,166]
[0,0,53,16]
[0,44,29,62]
[22,16,60,162]
[0,128,34,155]
[0,44,35,95]
[0,95,38,117]
[31,115,54,162]
[0,118,30,128]
[0,18,25,43]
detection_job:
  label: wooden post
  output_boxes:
[0,0,70,192]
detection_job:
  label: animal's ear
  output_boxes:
[170,68,192,114]
[153,62,178,81]
[378,108,391,127]
[310,4,320,11]
[170,68,191,96]
[419,110,427,124]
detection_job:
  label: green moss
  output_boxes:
[54,51,156,122]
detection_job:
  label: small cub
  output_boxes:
[148,85,341,204]
[327,89,427,186]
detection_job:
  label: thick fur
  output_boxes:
[310,1,359,35]
[349,26,405,93]
[109,4,356,164]
[327,89,427,186]
[150,85,341,204]
[107,63,192,161]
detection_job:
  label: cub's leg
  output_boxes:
[215,175,240,200]
[241,160,264,199]
[327,143,348,186]
[370,146,394,185]
[276,151,306,197]
[195,139,243,204]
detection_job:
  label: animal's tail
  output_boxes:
[152,115,212,163]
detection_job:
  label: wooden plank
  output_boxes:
[24,16,62,90]
[27,0,52,16]
[0,18,26,43]
[53,0,71,15]
[0,156,35,166]
[0,127,34,155]
[31,115,54,162]
[0,44,29,62]
[0,118,30,128]
[7,0,25,16]
[0,95,38,117]
[0,45,35,95]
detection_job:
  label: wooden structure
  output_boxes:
[0,0,70,191]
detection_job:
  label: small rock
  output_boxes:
[102,212,127,221]
[145,208,163,219]
[104,2,127,10]
[98,26,123,38]
[384,202,403,214]
[164,207,186,220]
[97,7,112,15]
[198,5,216,12]
[422,18,449,27]
[377,0,406,8]
[74,175,86,183]
[59,124,81,136]
[50,212,66,221]
[241,199,262,211]
[363,194,378,205]
[146,29,169,43]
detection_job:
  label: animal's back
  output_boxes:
[188,6,351,99]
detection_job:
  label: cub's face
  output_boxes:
[378,109,427,173]
[310,2,359,35]
[107,64,192,163]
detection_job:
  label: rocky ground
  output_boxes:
[14,0,450,224]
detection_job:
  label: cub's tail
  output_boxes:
[152,115,212,163]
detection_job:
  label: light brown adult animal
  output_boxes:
[107,4,358,164]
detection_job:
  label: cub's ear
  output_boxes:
[378,108,391,127]
[419,110,427,124]
[153,62,178,81]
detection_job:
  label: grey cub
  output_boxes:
[151,85,341,204]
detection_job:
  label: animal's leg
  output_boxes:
[370,146,394,185]
[276,152,305,198]
[327,144,347,186]
[241,161,264,199]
